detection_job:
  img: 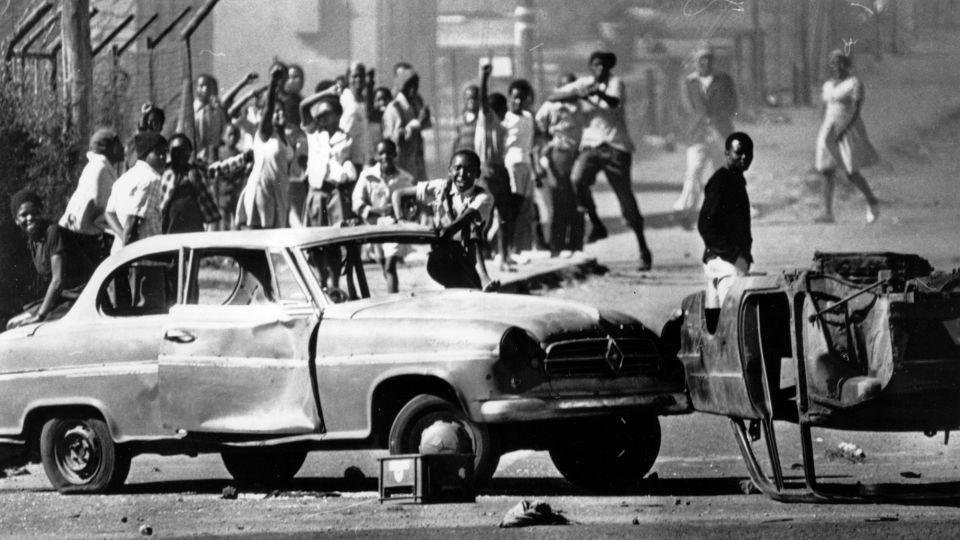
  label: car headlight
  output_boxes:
[499,327,544,372]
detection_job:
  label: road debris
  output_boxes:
[499,500,569,528]
[220,486,238,500]
[900,471,922,479]
[139,524,153,536]
[825,442,866,463]
[865,516,899,522]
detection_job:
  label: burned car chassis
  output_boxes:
[671,252,960,503]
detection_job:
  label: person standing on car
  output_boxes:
[698,132,754,330]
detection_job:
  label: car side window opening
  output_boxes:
[302,239,457,303]
[269,251,311,305]
[188,250,275,306]
[98,251,179,317]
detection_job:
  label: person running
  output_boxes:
[698,132,754,332]
[548,51,653,270]
[814,50,880,224]
[159,134,221,234]
[59,127,125,264]
[674,45,739,229]
[7,189,94,328]
[235,64,293,229]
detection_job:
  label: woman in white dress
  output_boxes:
[235,64,293,229]
[814,50,880,223]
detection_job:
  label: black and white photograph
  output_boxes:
[1,1,959,537]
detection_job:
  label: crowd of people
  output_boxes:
[7,45,880,329]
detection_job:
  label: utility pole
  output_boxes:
[514,0,534,82]
[796,0,810,106]
[61,0,93,142]
[751,0,765,105]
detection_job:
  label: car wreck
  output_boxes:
[665,251,960,502]
[0,223,689,494]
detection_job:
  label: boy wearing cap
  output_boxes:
[674,45,739,229]
[105,132,168,252]
[59,127,124,263]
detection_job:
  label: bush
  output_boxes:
[0,69,85,326]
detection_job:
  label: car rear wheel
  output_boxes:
[549,413,661,493]
[40,414,131,494]
[220,450,308,486]
[388,394,498,487]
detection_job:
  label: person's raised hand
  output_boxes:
[270,64,286,81]
[245,72,259,83]
[366,68,376,84]
[480,63,492,78]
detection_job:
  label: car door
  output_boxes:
[158,247,323,435]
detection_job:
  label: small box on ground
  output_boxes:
[378,453,476,503]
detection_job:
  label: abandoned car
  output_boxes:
[665,252,960,502]
[0,223,690,493]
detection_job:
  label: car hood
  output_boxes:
[324,290,641,342]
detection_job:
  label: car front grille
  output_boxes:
[543,337,661,377]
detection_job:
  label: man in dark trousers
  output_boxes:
[698,132,754,331]
[675,45,739,228]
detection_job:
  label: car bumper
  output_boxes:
[477,391,692,423]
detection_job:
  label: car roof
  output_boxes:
[110,223,436,258]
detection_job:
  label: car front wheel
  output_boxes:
[40,414,131,494]
[388,394,498,487]
[220,450,308,486]
[549,413,661,493]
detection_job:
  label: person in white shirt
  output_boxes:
[104,132,168,253]
[502,78,537,254]
[392,150,498,291]
[548,50,653,270]
[353,140,414,292]
[340,62,371,171]
[60,128,124,263]
[300,88,357,226]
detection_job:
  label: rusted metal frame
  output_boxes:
[4,2,53,62]
[782,289,960,503]
[92,14,135,57]
[730,418,819,502]
[146,7,192,50]
[116,14,158,56]
[807,279,888,323]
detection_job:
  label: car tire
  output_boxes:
[220,450,307,486]
[40,414,131,494]
[549,413,661,493]
[388,394,498,487]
